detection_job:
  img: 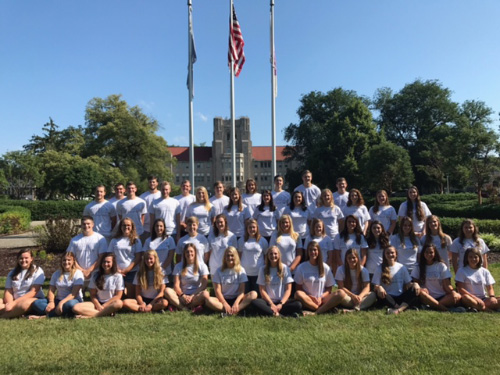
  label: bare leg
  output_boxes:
[204,296,224,312]
[122,299,141,312]
[316,291,345,314]
[235,291,257,313]
[0,298,38,319]
[419,291,448,312]
[151,299,169,311]
[294,290,319,311]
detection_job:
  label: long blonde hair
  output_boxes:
[307,241,325,278]
[181,243,199,276]
[277,215,299,242]
[221,246,242,273]
[138,250,164,291]
[264,246,284,284]
[58,252,78,282]
[194,186,212,212]
[424,215,450,250]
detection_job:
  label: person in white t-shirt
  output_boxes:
[294,241,336,314]
[390,216,421,274]
[333,215,368,270]
[421,215,452,268]
[0,249,45,319]
[122,249,169,313]
[151,181,179,236]
[175,216,209,266]
[175,180,196,241]
[333,177,349,210]
[342,189,370,235]
[372,246,420,315]
[312,188,344,239]
[293,170,321,210]
[208,214,238,276]
[411,244,461,311]
[224,187,251,239]
[269,215,302,273]
[283,191,310,244]
[272,175,291,216]
[209,181,230,216]
[83,185,117,242]
[455,247,499,312]
[368,190,397,235]
[450,219,489,274]
[185,186,215,237]
[116,181,148,240]
[252,190,279,242]
[397,186,431,237]
[242,178,262,216]
[165,243,210,312]
[108,182,126,209]
[72,253,124,318]
[205,247,257,316]
[142,219,176,281]
[364,221,391,277]
[140,176,161,241]
[238,219,269,292]
[304,218,334,269]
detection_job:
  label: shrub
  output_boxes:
[431,203,500,220]
[0,200,86,220]
[440,217,500,238]
[0,205,31,234]
[36,217,81,253]
[481,233,500,253]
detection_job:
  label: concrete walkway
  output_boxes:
[0,221,45,248]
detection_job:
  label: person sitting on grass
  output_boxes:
[122,250,169,313]
[165,243,209,313]
[72,253,123,318]
[31,252,84,318]
[455,247,499,312]
[411,244,462,312]
[0,249,45,319]
[372,246,420,315]
[205,246,257,316]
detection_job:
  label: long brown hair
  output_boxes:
[94,253,118,290]
[424,215,450,250]
[115,218,138,245]
[181,243,200,276]
[458,219,480,247]
[347,189,365,207]
[307,241,325,278]
[340,215,362,244]
[343,248,362,292]
[418,244,444,283]
[367,221,390,249]
[138,250,164,290]
[372,190,390,214]
[381,246,397,285]
[11,249,37,281]
[405,186,424,221]
[397,216,419,249]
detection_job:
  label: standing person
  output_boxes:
[0,249,45,319]
[72,253,124,318]
[142,219,176,283]
[175,216,209,266]
[83,185,117,243]
[294,241,336,314]
[116,181,148,243]
[293,170,321,210]
[209,181,230,216]
[364,221,391,278]
[207,214,238,276]
[283,191,311,246]
[455,247,499,312]
[272,175,291,216]
[369,190,397,235]
[242,178,261,216]
[205,247,258,316]
[397,186,431,238]
[151,181,179,237]
[312,189,345,239]
[269,215,302,273]
[252,246,302,317]
[140,176,161,242]
[390,216,421,274]
[122,250,169,313]
[342,189,370,235]
[372,246,420,315]
[304,218,334,270]
[165,244,210,312]
[185,186,215,237]
[32,252,85,318]
[238,219,269,293]
[333,177,349,210]
[107,218,143,298]
[108,182,126,209]
[411,244,461,312]
[67,216,108,282]
[450,219,489,274]
[421,215,452,268]
[252,190,279,243]
[333,215,368,269]
[223,187,251,240]
[175,179,196,241]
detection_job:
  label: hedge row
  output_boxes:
[440,217,500,237]
[0,205,31,234]
[430,203,499,220]
[0,200,87,220]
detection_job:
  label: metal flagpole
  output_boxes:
[188,0,196,190]
[270,0,277,180]
[230,0,236,188]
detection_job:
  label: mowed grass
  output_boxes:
[0,264,499,375]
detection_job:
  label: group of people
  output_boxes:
[1,171,498,319]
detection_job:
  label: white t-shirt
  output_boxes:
[208,231,238,275]
[411,262,451,299]
[342,205,370,230]
[272,190,291,215]
[174,194,196,223]
[283,206,311,239]
[209,195,230,216]
[6,267,45,300]
[140,191,162,233]
[133,269,165,299]
[304,235,334,263]
[450,238,489,270]
[176,233,209,266]
[333,233,368,265]
[252,207,279,237]
[312,206,344,238]
[212,267,248,299]
[397,201,432,233]
[269,233,298,269]
[455,266,495,299]
[107,237,143,271]
[372,262,411,297]
[420,234,452,267]
[173,262,209,295]
[242,193,262,216]
[333,191,349,210]
[365,240,390,275]
[256,264,294,303]
[237,237,269,276]
[142,236,176,275]
[83,200,116,238]
[66,232,108,270]
[335,265,370,295]
[151,197,180,235]
[369,205,397,233]
[294,261,335,298]
[117,197,148,235]
[50,269,85,300]
[88,272,124,303]
[390,235,421,272]
[223,204,251,238]
[294,184,321,210]
[185,203,215,236]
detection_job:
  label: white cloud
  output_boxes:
[138,100,155,111]
[196,112,208,122]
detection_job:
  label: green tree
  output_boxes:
[284,88,381,188]
[359,141,414,193]
[0,151,44,199]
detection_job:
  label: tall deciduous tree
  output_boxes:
[0,151,44,199]
[284,88,381,189]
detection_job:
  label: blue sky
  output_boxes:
[1,1,499,155]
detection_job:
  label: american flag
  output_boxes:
[228,4,245,77]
